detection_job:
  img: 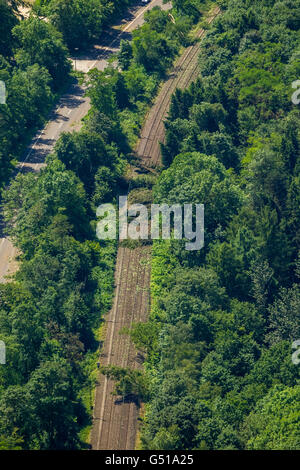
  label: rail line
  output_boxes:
[136,7,220,168]
[91,6,221,450]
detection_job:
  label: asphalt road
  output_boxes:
[0,0,171,283]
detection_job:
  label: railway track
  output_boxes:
[137,6,220,167]
[91,6,220,450]
[91,247,151,450]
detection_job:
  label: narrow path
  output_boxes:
[91,6,220,450]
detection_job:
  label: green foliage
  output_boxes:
[0,0,18,57]
[122,322,160,356]
[52,130,124,198]
[141,0,300,451]
[118,39,133,71]
[0,2,72,189]
[132,23,177,77]
[267,284,300,345]
[0,0,142,189]
[171,0,207,22]
[13,16,71,90]
[242,385,300,450]
[3,160,90,256]
[2,0,299,452]
[44,0,136,50]
[101,365,150,401]
[154,152,244,237]
[0,155,117,448]
[0,359,81,449]
[0,431,23,450]
[47,0,104,49]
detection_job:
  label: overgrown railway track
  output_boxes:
[91,6,220,450]
[137,7,220,167]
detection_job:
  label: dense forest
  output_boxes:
[0,0,206,449]
[33,0,142,49]
[136,0,300,450]
[0,0,71,189]
[0,0,148,191]
[0,0,299,451]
